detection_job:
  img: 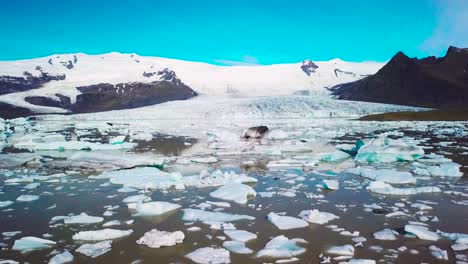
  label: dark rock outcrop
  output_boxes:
[0,102,36,119]
[330,46,468,108]
[0,71,66,95]
[301,60,319,76]
[242,126,269,140]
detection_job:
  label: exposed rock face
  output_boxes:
[331,46,468,108]
[0,102,36,119]
[0,71,66,95]
[242,126,269,140]
[301,60,319,76]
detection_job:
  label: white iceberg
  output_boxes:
[12,236,56,252]
[355,136,424,163]
[136,229,184,248]
[428,245,448,260]
[267,212,308,230]
[322,180,339,190]
[132,201,181,216]
[348,167,416,184]
[209,183,257,204]
[0,200,13,208]
[373,229,398,240]
[404,225,439,241]
[298,209,340,224]
[412,162,463,177]
[182,209,254,223]
[327,244,354,256]
[367,181,441,195]
[186,247,230,264]
[62,213,104,225]
[16,195,39,202]
[224,230,257,242]
[256,235,306,258]
[223,241,253,254]
[183,170,257,188]
[76,240,112,258]
[72,229,133,241]
[48,251,74,264]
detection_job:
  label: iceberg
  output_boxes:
[298,209,339,224]
[186,247,230,264]
[16,195,39,202]
[12,236,56,252]
[428,245,448,260]
[322,179,339,190]
[132,201,181,216]
[209,183,256,204]
[136,229,184,248]
[48,251,74,264]
[72,229,133,241]
[327,244,354,256]
[256,235,306,258]
[182,209,254,223]
[76,240,112,258]
[0,200,13,208]
[267,212,308,230]
[62,213,104,225]
[224,230,257,242]
[348,167,416,184]
[412,162,463,177]
[223,241,253,254]
[183,170,257,188]
[320,151,351,162]
[404,225,439,241]
[373,229,398,240]
[355,136,424,163]
[367,181,441,195]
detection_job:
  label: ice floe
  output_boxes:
[257,235,306,258]
[326,244,354,256]
[209,183,256,204]
[136,229,184,248]
[373,229,398,240]
[132,201,181,216]
[322,179,339,190]
[72,229,133,241]
[355,136,424,163]
[60,213,104,225]
[367,181,441,195]
[182,209,254,223]
[298,209,340,224]
[12,236,56,252]
[348,167,416,184]
[76,240,112,258]
[223,241,253,254]
[404,225,439,241]
[186,247,230,264]
[267,212,308,230]
[48,251,74,264]
[16,194,39,202]
[223,230,257,242]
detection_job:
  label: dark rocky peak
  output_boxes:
[143,68,181,85]
[447,46,468,55]
[301,59,319,76]
[388,51,413,65]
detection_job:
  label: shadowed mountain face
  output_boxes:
[331,46,468,108]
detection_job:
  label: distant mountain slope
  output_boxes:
[331,46,468,108]
[0,53,382,118]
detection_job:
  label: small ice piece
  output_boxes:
[136,229,184,248]
[102,220,121,227]
[63,213,104,225]
[367,181,441,195]
[0,200,13,208]
[76,240,112,258]
[256,235,306,258]
[413,162,463,177]
[122,194,151,203]
[327,244,354,256]
[182,209,254,223]
[133,201,181,216]
[209,183,257,204]
[298,209,340,224]
[223,241,253,254]
[191,157,218,163]
[320,151,351,162]
[24,182,40,189]
[12,236,56,252]
[72,229,133,241]
[16,195,39,202]
[452,243,468,251]
[428,245,448,260]
[339,260,376,264]
[48,251,74,264]
[347,167,416,184]
[267,212,308,230]
[186,247,230,264]
[109,135,126,145]
[224,230,257,242]
[404,225,439,241]
[373,229,398,240]
[322,180,339,190]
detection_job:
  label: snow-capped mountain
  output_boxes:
[0,52,383,118]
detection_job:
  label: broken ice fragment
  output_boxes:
[209,183,256,204]
[267,212,308,230]
[256,235,306,258]
[136,229,184,248]
[12,236,56,252]
[186,247,230,264]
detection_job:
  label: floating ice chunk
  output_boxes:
[367,181,441,195]
[412,162,463,177]
[109,135,126,145]
[16,195,39,202]
[410,203,432,210]
[24,182,40,189]
[132,201,181,216]
[327,244,354,256]
[355,136,424,163]
[102,220,121,227]
[322,180,339,190]
[429,245,448,260]
[224,230,257,242]
[347,167,416,184]
[373,229,398,240]
[436,230,468,241]
[223,241,253,254]
[136,229,184,248]
[191,157,218,163]
[320,151,351,162]
[15,140,135,151]
[186,247,230,264]
[66,152,166,170]
[0,200,13,208]
[76,240,112,258]
[122,194,151,204]
[12,236,56,252]
[256,235,306,258]
[182,209,254,223]
[209,183,256,204]
[48,251,74,264]
[72,229,133,241]
[452,243,468,251]
[267,212,308,230]
[404,225,439,241]
[183,170,257,188]
[62,213,104,225]
[94,167,183,190]
[338,259,376,264]
[298,209,339,224]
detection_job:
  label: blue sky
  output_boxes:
[1,0,466,64]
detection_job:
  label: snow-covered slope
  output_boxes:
[0,52,383,117]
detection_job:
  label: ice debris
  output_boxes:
[209,183,256,204]
[348,167,416,184]
[76,240,112,258]
[267,212,308,230]
[186,247,230,264]
[367,181,441,195]
[136,229,184,248]
[72,229,133,241]
[12,236,56,252]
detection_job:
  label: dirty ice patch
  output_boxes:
[209,183,257,204]
[136,229,184,248]
[267,212,308,230]
[186,247,230,264]
[182,209,254,223]
[299,209,340,224]
[348,167,416,184]
[12,236,56,252]
[256,235,307,258]
[72,229,133,241]
[367,181,441,195]
[131,201,181,216]
[76,240,112,258]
